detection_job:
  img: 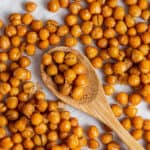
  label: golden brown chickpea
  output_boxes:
[85,46,98,59]
[89,1,101,14]
[0,52,8,62]
[124,105,137,118]
[48,131,58,142]
[79,137,87,147]
[91,14,103,26]
[11,35,21,47]
[59,120,71,132]
[141,9,150,20]
[65,14,78,26]
[5,25,17,37]
[9,77,20,87]
[125,15,135,28]
[79,9,91,21]
[104,17,116,28]
[25,1,37,12]
[139,60,150,74]
[49,33,60,45]
[73,126,83,138]
[106,0,117,7]
[88,139,99,149]
[103,84,114,95]
[23,138,34,149]
[136,22,148,33]
[0,72,9,82]
[128,74,140,87]
[46,19,58,33]
[128,28,137,36]
[70,117,78,127]
[48,101,58,111]
[71,86,84,100]
[22,103,35,117]
[107,141,120,150]
[105,75,117,85]
[139,44,149,56]
[58,64,68,72]
[39,28,50,40]
[47,0,60,12]
[124,0,137,5]
[113,61,126,74]
[64,69,76,83]
[103,28,115,39]
[64,52,77,66]
[47,64,58,76]
[87,125,99,138]
[54,74,64,84]
[131,49,144,63]
[19,56,31,68]
[0,127,6,139]
[141,32,150,44]
[59,83,72,96]
[129,93,141,105]
[0,35,10,50]
[71,25,82,38]
[102,5,112,18]
[0,63,7,72]
[42,53,52,66]
[103,63,113,75]
[113,6,125,20]
[121,118,131,130]
[80,34,92,45]
[59,0,69,8]
[22,13,33,25]
[132,116,144,129]
[67,135,79,149]
[111,104,123,117]
[72,63,86,75]
[0,82,11,95]
[131,129,143,140]
[0,137,13,149]
[97,38,108,48]
[91,57,103,68]
[26,31,38,44]
[115,21,127,34]
[100,133,113,144]
[81,21,93,34]
[143,120,150,131]
[108,47,119,58]
[57,25,69,37]
[13,68,27,80]
[128,5,141,17]
[69,2,81,15]
[116,92,128,105]
[31,112,43,125]
[53,51,65,64]
[25,44,36,56]
[64,36,77,47]
[75,74,88,87]
[138,0,148,10]
[0,19,3,29]
[9,13,21,26]
[8,48,21,61]
[6,96,18,109]
[118,35,128,46]
[38,40,49,50]
[48,111,60,124]
[91,27,103,39]
[144,131,150,142]
[12,144,24,150]
[31,20,43,31]
[0,115,7,127]
[60,111,70,120]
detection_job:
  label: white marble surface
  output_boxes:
[0,0,149,149]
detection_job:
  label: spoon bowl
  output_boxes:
[40,46,145,150]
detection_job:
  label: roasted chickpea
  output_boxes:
[0,35,10,50]
[124,105,137,118]
[113,61,126,74]
[85,46,98,59]
[57,25,69,37]
[91,27,103,39]
[141,9,150,20]
[80,34,92,45]
[49,33,60,45]
[47,0,60,12]
[0,115,7,127]
[121,118,131,130]
[89,2,101,14]
[31,20,43,31]
[116,92,128,105]
[87,125,99,138]
[115,21,127,34]
[128,5,141,17]
[111,104,123,117]
[131,129,143,140]
[113,6,125,20]
[64,36,77,47]
[48,131,58,142]
[141,32,150,44]
[97,38,108,48]
[102,5,112,18]
[22,13,33,25]
[71,86,84,100]
[72,63,86,75]
[105,75,117,85]
[67,135,79,149]
[103,28,115,39]
[108,47,119,58]
[42,53,52,66]
[132,116,144,129]
[65,14,78,26]
[59,83,72,96]
[25,1,37,12]
[91,14,103,26]
[47,64,58,76]
[129,93,141,105]
[71,25,81,38]
[106,0,117,7]
[100,133,113,144]
[75,74,88,87]
[69,2,81,14]
[107,141,120,150]
[91,57,103,68]
[25,44,36,56]
[64,52,77,66]
[79,9,91,21]
[39,28,49,40]
[103,84,114,95]
[26,31,38,44]
[88,139,99,149]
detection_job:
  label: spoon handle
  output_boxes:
[81,94,145,150]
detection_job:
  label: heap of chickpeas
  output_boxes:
[42,51,88,100]
[0,0,150,149]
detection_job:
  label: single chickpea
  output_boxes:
[121,118,131,130]
[22,13,33,25]
[49,33,60,45]
[8,48,21,61]
[64,52,77,66]
[0,19,3,29]
[128,5,141,17]
[139,44,149,56]
[39,28,50,40]
[60,111,70,120]
[48,101,58,111]
[91,57,103,68]
[79,137,87,147]
[143,120,150,131]
[0,137,13,149]
[136,22,148,33]
[103,28,115,39]
[64,69,76,83]
[70,117,78,127]
[80,34,92,45]
[5,25,17,37]
[54,74,64,84]
[58,64,68,72]
[91,27,103,39]
[138,0,148,10]
[0,35,10,50]
[127,28,137,36]
[75,74,88,87]
[59,0,69,8]
[11,35,21,47]
[107,141,120,150]
[26,31,38,44]
[102,5,112,18]
[65,14,78,26]
[19,56,31,68]
[0,115,7,127]
[48,131,58,142]
[23,138,34,149]
[0,127,6,139]
[116,92,128,105]
[141,9,150,20]
[48,111,60,124]
[124,105,137,118]
[59,120,71,132]
[128,74,140,87]
[71,25,82,38]
[64,36,77,47]
[125,15,135,28]
[25,44,36,56]
[88,139,99,149]
[73,126,83,138]
[106,0,117,7]
[59,83,72,96]
[85,46,98,59]
[131,129,143,140]
[0,102,6,113]
[111,104,123,117]
[72,63,86,75]
[129,93,141,105]
[13,68,27,80]
[47,0,60,12]
[67,135,79,149]
[0,72,9,82]
[81,21,93,34]
[103,84,114,96]
[132,116,144,129]
[31,20,43,31]
[53,51,65,64]
[47,64,58,76]
[103,63,113,75]
[91,14,103,26]
[115,21,127,34]
[100,133,113,144]
[22,103,35,117]
[104,17,116,28]
[0,82,11,95]
[118,35,128,46]
[6,96,18,109]
[141,32,150,44]
[42,53,52,66]
[139,60,150,74]
[0,52,8,62]
[97,38,108,48]
[108,47,119,58]
[144,131,150,142]
[31,112,43,125]
[25,1,37,12]
[57,25,69,37]
[71,86,84,100]
[124,0,137,5]
[113,61,126,75]
[105,75,117,85]
[0,63,7,72]
[87,125,99,138]
[69,2,81,15]
[89,2,101,14]
[113,6,125,20]
[79,9,91,21]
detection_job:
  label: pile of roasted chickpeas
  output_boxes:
[42,51,88,100]
[0,0,150,149]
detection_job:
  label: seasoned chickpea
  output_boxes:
[91,27,103,39]
[6,96,18,109]
[113,61,126,74]
[64,69,76,83]
[87,125,99,138]
[143,120,150,130]
[107,141,120,150]
[67,135,79,149]
[103,84,114,96]
[39,40,49,50]
[113,6,125,20]
[124,105,137,118]
[111,104,123,117]
[79,9,91,21]
[128,5,141,17]
[104,17,116,28]
[75,74,88,87]
[13,68,27,80]
[144,131,150,142]
[65,14,78,26]
[91,57,103,68]
[53,51,65,64]
[31,20,43,31]
[103,28,115,39]
[121,118,131,130]
[54,74,64,84]
[49,33,60,45]
[25,44,36,56]
[124,0,137,5]
[125,15,135,28]
[48,111,60,124]
[57,25,69,37]
[47,64,58,76]
[64,36,77,47]
[0,35,10,50]
[19,56,31,68]
[72,63,86,75]
[131,129,143,140]
[139,60,150,74]
[116,92,128,105]
[59,120,71,132]
[0,115,7,127]
[22,13,33,25]
[108,47,119,58]
[8,48,21,61]
[0,127,6,139]
[59,83,72,96]
[115,21,127,34]
[69,2,81,14]
[0,82,11,95]
[9,13,21,26]
[89,2,101,14]
[71,25,81,38]
[48,131,58,141]
[129,93,141,105]
[88,139,99,149]
[103,63,113,75]
[39,28,49,40]
[80,34,92,45]
[128,74,140,87]
[100,133,113,144]
[42,53,52,66]
[141,9,150,20]
[106,0,117,7]
[102,5,112,18]
[64,52,77,66]
[25,1,37,12]
[105,75,117,85]
[85,46,98,59]
[0,137,13,149]
[91,14,103,26]
[71,86,84,100]
[97,38,108,48]
[0,19,3,29]
[5,25,17,37]
[26,31,38,44]
[81,21,93,34]
[47,0,60,12]
[0,52,8,62]
[132,116,143,129]
[141,32,150,44]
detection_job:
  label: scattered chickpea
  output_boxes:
[25,1,37,12]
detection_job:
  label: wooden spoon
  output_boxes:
[40,46,145,150]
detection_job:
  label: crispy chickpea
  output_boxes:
[8,48,21,61]
[80,34,92,45]
[103,28,115,39]
[69,2,81,14]
[19,56,31,68]
[73,126,83,138]
[0,127,6,139]
[104,17,116,28]
[0,115,7,127]
[59,0,69,8]
[11,36,20,47]
[64,52,77,66]
[71,86,84,100]
[64,36,77,47]
[0,82,11,95]
[115,21,127,34]
[39,28,49,40]
[58,64,68,72]
[42,53,52,66]
[108,47,119,58]
[0,72,9,82]
[144,131,150,142]
[9,13,21,26]
[91,57,103,68]
[48,111,60,124]
[103,63,113,75]
[88,139,99,149]
[107,141,120,150]
[0,63,7,72]
[5,25,17,37]
[71,25,81,38]
[79,9,91,21]
[59,120,71,132]
[105,75,117,85]
[31,19,43,31]
[72,63,86,75]
[136,22,148,33]
[47,0,60,12]
[79,137,87,147]
[9,77,20,87]
[53,51,65,64]
[26,31,38,44]
[87,125,99,138]
[57,25,69,37]
[49,33,60,45]
[22,103,35,117]
[91,14,103,26]
[128,74,140,87]
[141,32,150,44]
[124,105,137,118]
[75,74,88,87]
[48,101,58,111]
[60,111,70,120]
[128,5,141,17]
[12,133,22,143]
[31,113,43,125]
[0,137,13,149]
[13,68,27,80]
[97,38,108,48]
[139,60,150,74]
[47,64,58,76]
[0,35,10,50]
[48,131,58,141]
[132,116,144,129]
[67,135,79,149]
[59,83,72,96]
[25,44,36,56]
[111,104,123,117]
[129,93,141,105]
[116,92,128,105]
[0,19,3,29]
[113,61,126,74]
[131,129,143,140]
[65,14,78,26]
[91,27,103,39]
[37,40,49,50]
[121,118,131,130]
[81,21,93,34]
[23,138,34,149]
[25,1,37,12]
[64,69,76,83]
[125,15,135,28]
[139,44,149,56]
[113,6,125,20]
[0,52,8,62]
[143,120,150,130]
[141,9,150,20]
[89,2,101,14]
[102,5,112,18]
[54,74,64,84]
[138,0,148,10]
[22,13,33,25]
[103,84,114,96]
[124,0,137,5]
[100,133,113,144]
[6,96,18,109]
[85,46,98,59]
[106,0,117,7]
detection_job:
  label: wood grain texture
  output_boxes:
[40,46,145,150]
